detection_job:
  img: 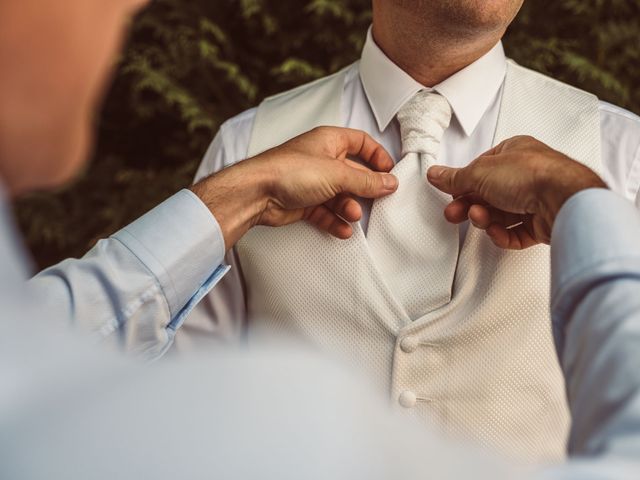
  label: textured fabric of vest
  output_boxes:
[237,61,602,464]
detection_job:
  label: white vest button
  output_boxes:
[398,390,417,408]
[400,336,419,353]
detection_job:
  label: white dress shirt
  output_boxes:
[186,29,640,342]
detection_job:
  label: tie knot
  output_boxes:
[397,91,452,157]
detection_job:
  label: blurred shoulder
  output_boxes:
[599,101,640,170]
[219,107,258,140]
[195,108,258,180]
[599,101,640,134]
[598,101,640,200]
[218,107,259,160]
[197,64,358,179]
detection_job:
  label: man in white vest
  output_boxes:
[186,0,640,464]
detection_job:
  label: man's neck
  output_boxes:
[371,22,504,87]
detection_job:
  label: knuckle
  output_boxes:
[447,169,458,188]
[364,171,377,192]
[310,126,327,138]
[315,126,332,136]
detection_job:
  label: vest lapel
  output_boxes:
[462,61,602,269]
[493,61,601,173]
[248,67,348,156]
[408,60,603,329]
[245,64,412,333]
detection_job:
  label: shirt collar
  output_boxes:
[359,28,507,137]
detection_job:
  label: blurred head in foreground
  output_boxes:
[0,0,148,196]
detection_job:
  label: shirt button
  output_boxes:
[398,390,417,408]
[400,336,419,353]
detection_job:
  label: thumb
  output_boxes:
[338,164,399,199]
[427,165,474,196]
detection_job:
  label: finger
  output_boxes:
[485,224,514,249]
[485,224,523,250]
[443,198,472,224]
[305,205,354,239]
[326,194,362,223]
[468,205,524,231]
[344,158,375,173]
[333,127,395,172]
[427,164,478,196]
[475,137,528,160]
[486,223,539,250]
[483,136,540,157]
[443,193,491,224]
[468,204,492,229]
[476,139,507,158]
[508,225,540,249]
[336,163,399,199]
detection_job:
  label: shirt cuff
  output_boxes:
[113,189,227,319]
[550,188,640,353]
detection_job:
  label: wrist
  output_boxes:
[538,164,607,233]
[190,160,272,250]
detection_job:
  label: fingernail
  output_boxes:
[383,174,398,190]
[427,166,445,180]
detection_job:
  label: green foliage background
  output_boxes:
[15,0,640,268]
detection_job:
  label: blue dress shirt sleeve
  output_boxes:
[28,189,230,358]
[543,188,640,476]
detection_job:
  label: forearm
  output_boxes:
[550,189,640,459]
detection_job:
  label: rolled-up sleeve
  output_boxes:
[29,189,230,359]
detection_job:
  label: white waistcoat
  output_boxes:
[237,61,602,463]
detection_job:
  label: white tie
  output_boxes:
[367,91,458,320]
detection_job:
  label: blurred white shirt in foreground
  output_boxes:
[2,184,640,479]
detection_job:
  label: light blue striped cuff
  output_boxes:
[113,189,228,319]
